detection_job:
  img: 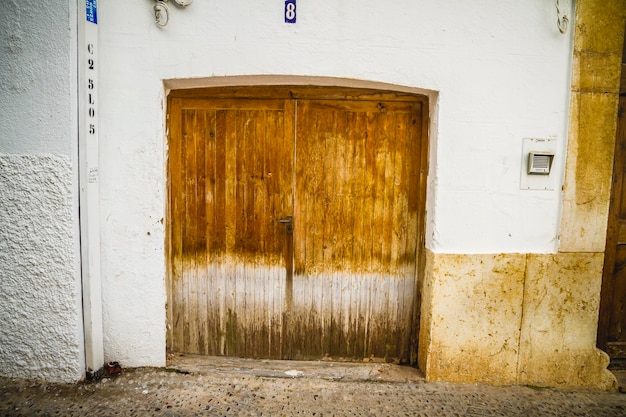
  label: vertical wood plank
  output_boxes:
[411,101,426,364]
[265,108,280,358]
[240,110,252,357]
[282,100,296,359]
[224,109,238,356]
[214,110,228,355]
[394,110,412,361]
[355,111,370,358]
[195,111,208,355]
[168,98,184,353]
[333,109,349,357]
[320,106,336,356]
[182,110,197,353]
[254,110,266,357]
[204,109,220,355]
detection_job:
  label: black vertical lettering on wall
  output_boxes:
[87,43,96,136]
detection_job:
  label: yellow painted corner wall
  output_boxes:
[419,0,625,389]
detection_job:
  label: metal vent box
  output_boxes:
[527,151,554,175]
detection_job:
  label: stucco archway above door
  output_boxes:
[166,86,429,364]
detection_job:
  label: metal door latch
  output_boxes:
[276,216,293,235]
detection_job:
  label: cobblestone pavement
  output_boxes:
[2,356,626,416]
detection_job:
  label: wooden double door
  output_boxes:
[167,87,428,363]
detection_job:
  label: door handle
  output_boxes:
[276,216,293,234]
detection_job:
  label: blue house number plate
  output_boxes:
[285,0,296,23]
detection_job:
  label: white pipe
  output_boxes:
[78,0,104,380]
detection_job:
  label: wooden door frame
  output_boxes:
[165,85,430,362]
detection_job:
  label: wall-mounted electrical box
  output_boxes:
[520,138,557,190]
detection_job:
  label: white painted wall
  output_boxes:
[98,0,574,366]
[0,1,83,382]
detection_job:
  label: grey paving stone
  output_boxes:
[1,359,626,416]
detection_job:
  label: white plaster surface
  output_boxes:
[0,1,75,155]
[0,1,82,382]
[96,1,575,366]
[0,155,83,382]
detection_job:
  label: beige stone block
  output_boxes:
[573,0,626,55]
[560,92,618,252]
[518,253,615,389]
[571,51,622,94]
[574,92,618,200]
[422,253,526,385]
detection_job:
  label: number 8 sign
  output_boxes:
[285,0,296,23]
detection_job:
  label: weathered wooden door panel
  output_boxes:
[290,99,422,362]
[600,94,626,360]
[168,97,295,357]
[167,88,426,363]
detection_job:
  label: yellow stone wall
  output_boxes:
[418,252,527,386]
[518,253,612,388]
[419,0,626,389]
[560,0,625,251]
[419,251,616,388]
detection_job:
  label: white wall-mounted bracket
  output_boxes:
[154,0,192,27]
